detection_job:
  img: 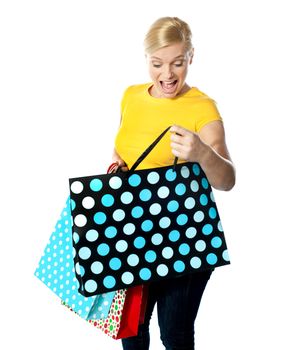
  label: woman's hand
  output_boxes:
[170,125,207,163]
[111,148,129,173]
[110,160,129,173]
[170,123,235,191]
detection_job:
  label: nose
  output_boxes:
[163,64,174,79]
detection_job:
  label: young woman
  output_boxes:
[112,16,235,350]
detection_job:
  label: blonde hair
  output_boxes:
[144,17,193,55]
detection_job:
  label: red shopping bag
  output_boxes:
[139,284,149,325]
[116,284,148,339]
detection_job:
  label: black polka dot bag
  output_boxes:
[69,126,230,297]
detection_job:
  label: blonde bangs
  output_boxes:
[144,17,192,55]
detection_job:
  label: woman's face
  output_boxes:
[147,42,193,98]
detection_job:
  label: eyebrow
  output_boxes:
[150,54,186,61]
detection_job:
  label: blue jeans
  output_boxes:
[121,270,212,350]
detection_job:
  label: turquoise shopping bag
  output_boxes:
[34,197,115,320]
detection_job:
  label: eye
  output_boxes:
[151,61,162,68]
[174,61,184,67]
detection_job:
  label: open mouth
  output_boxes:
[160,80,178,94]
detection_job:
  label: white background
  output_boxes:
[1,0,282,349]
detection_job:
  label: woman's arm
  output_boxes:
[111,148,129,172]
[111,114,129,173]
[170,121,235,191]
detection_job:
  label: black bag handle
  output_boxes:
[127,126,178,176]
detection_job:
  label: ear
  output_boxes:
[189,48,194,64]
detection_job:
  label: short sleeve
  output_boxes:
[120,85,135,116]
[195,98,223,132]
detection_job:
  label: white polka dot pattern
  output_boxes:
[34,197,115,320]
[69,162,230,297]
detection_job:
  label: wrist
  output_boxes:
[198,142,213,167]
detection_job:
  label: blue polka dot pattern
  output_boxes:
[206,253,218,265]
[165,169,177,181]
[157,264,169,277]
[139,189,152,201]
[131,206,144,219]
[101,194,114,207]
[109,258,121,271]
[169,230,180,242]
[190,180,199,192]
[162,247,174,259]
[179,243,190,256]
[151,233,163,245]
[145,250,157,263]
[190,257,202,269]
[97,243,110,256]
[211,236,222,248]
[34,197,115,319]
[86,229,98,242]
[112,209,125,222]
[91,261,103,274]
[121,272,134,285]
[176,214,188,226]
[142,220,154,232]
[120,191,134,205]
[200,194,208,206]
[128,174,141,187]
[69,161,230,296]
[175,183,186,196]
[134,236,146,249]
[104,226,117,239]
[93,212,107,225]
[159,216,171,228]
[149,203,162,215]
[79,247,91,260]
[127,254,139,266]
[202,224,213,235]
[167,200,179,212]
[147,171,160,184]
[103,275,116,289]
[109,176,122,189]
[123,223,136,235]
[184,197,195,209]
[180,166,190,178]
[192,163,201,176]
[90,179,103,192]
[85,280,97,293]
[174,260,185,273]
[201,178,209,189]
[139,268,152,280]
[115,240,128,253]
[186,227,197,239]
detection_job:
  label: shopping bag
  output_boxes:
[88,292,116,320]
[116,285,143,339]
[139,284,149,325]
[63,288,127,339]
[34,197,115,320]
[69,126,230,297]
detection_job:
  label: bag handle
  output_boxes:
[127,126,178,176]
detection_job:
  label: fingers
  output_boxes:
[170,125,194,144]
[170,141,183,153]
[171,140,189,159]
[120,166,129,172]
[116,159,128,172]
[109,162,129,173]
[170,125,193,136]
[108,160,127,173]
[170,125,198,161]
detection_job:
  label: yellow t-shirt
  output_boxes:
[115,83,222,170]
